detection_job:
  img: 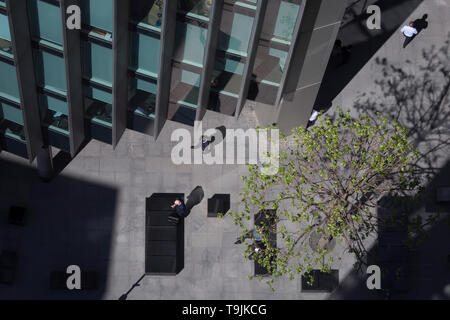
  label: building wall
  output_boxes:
[275,0,347,134]
[0,0,346,161]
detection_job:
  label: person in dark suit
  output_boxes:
[234,226,264,244]
[191,135,214,152]
[171,198,187,218]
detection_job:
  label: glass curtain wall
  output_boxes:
[28,0,70,151]
[0,6,27,156]
[209,0,256,115]
[81,0,113,143]
[0,59,26,145]
[168,0,211,124]
[0,12,12,57]
[251,0,302,105]
[129,0,162,133]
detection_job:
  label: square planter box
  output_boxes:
[301,270,339,292]
[207,194,230,217]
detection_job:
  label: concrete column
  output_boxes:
[6,0,44,162]
[235,0,268,119]
[154,0,177,139]
[60,0,85,156]
[112,0,130,147]
[196,0,224,121]
[36,145,54,182]
[274,0,347,135]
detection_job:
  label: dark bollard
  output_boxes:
[37,145,54,182]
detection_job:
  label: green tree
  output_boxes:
[227,109,428,289]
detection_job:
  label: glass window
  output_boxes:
[260,0,301,42]
[174,21,208,67]
[130,31,160,77]
[83,40,113,86]
[34,48,67,93]
[40,93,68,116]
[179,0,212,21]
[171,68,201,107]
[218,12,254,56]
[28,0,63,45]
[0,101,23,125]
[213,55,244,96]
[84,85,112,105]
[0,13,12,55]
[39,94,69,133]
[129,76,157,118]
[273,1,300,43]
[131,0,163,29]
[250,0,302,105]
[84,86,112,126]
[1,120,26,142]
[0,59,20,101]
[81,0,113,33]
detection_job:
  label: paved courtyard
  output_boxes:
[1,0,449,300]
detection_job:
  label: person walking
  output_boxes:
[401,22,418,48]
[191,135,214,152]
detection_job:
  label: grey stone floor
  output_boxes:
[0,104,360,300]
[1,0,449,300]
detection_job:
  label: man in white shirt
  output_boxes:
[401,22,418,48]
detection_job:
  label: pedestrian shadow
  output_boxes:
[210,126,226,146]
[413,14,429,33]
[118,274,146,300]
[185,186,205,213]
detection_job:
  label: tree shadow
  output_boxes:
[329,160,450,299]
[315,0,425,109]
[352,34,450,175]
[327,37,450,298]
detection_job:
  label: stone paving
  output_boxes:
[1,0,449,300]
[0,101,360,300]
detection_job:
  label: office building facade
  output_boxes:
[0,0,346,164]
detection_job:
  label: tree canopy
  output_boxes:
[227,109,427,289]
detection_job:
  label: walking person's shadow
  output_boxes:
[118,274,146,300]
[413,14,429,34]
[185,186,205,215]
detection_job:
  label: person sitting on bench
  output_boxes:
[234,226,264,244]
[171,198,187,218]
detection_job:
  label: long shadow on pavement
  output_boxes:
[0,157,118,299]
[315,0,424,110]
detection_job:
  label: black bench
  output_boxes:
[8,206,27,226]
[254,210,277,276]
[145,193,184,275]
[377,199,410,292]
[207,194,230,217]
[301,269,339,292]
[50,270,99,290]
[0,251,18,285]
